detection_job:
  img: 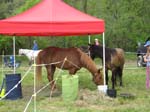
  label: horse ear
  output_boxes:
[98,69,100,73]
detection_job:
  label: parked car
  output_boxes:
[137,37,150,67]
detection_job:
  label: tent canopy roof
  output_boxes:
[0,0,105,36]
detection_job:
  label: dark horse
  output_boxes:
[36,46,103,90]
[88,44,125,89]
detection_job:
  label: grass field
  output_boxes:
[0,54,150,112]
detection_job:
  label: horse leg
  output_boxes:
[114,69,118,86]
[111,70,117,89]
[114,67,122,86]
[50,66,56,90]
[105,69,109,85]
[46,65,56,90]
[69,68,78,75]
[118,67,123,87]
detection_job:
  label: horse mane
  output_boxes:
[77,48,98,74]
[79,46,89,53]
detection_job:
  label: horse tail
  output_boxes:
[120,49,125,65]
[36,51,42,81]
[115,48,125,65]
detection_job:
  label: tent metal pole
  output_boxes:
[88,35,91,44]
[1,52,4,83]
[13,36,16,74]
[33,57,36,112]
[88,35,91,56]
[102,32,106,85]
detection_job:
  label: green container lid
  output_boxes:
[62,75,78,101]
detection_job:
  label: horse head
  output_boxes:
[88,44,97,59]
[18,49,35,61]
[19,49,24,55]
[88,44,104,60]
[93,68,104,85]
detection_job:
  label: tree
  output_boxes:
[0,0,150,53]
[0,2,7,19]
[100,0,150,51]
[0,0,40,54]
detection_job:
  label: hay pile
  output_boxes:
[76,89,113,104]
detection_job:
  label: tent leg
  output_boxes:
[88,35,91,44]
[13,36,16,74]
[33,58,36,112]
[102,32,106,85]
[88,35,91,56]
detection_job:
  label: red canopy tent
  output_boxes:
[0,0,106,86]
[0,0,107,103]
[0,0,104,36]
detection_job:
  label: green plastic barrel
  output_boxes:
[62,75,78,101]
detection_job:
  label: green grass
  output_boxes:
[0,54,150,112]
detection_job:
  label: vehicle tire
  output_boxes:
[137,55,143,67]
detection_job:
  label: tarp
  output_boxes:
[0,0,105,36]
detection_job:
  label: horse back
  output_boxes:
[38,47,82,68]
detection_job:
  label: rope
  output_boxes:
[66,59,80,69]
[125,52,145,55]
[23,60,66,112]
[0,54,144,111]
[23,58,67,112]
[0,60,64,100]
[0,66,33,101]
[49,57,67,98]
[23,57,81,112]
[23,95,33,112]
[35,61,63,67]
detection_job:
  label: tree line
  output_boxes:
[0,0,149,54]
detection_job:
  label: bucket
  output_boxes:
[5,73,22,100]
[62,75,78,101]
[97,85,108,94]
[107,89,117,98]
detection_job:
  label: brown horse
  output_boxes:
[36,46,103,90]
[88,44,125,89]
